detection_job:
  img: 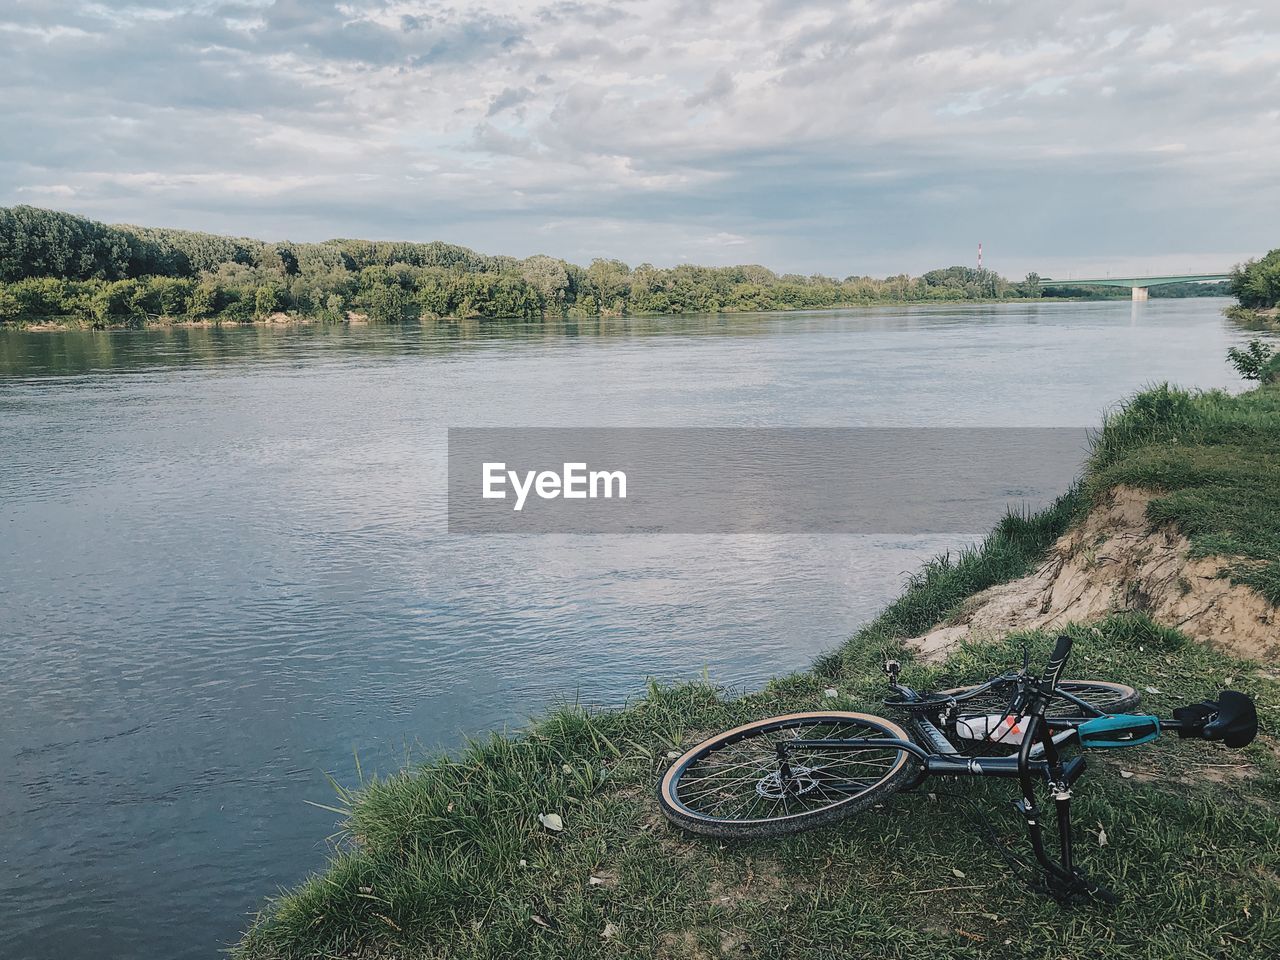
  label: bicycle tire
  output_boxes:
[934,679,1140,718]
[658,711,916,839]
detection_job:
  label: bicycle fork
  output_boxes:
[1015,707,1114,903]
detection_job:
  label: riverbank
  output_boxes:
[1227,304,1280,331]
[2,296,1113,333]
[238,379,1280,960]
[8,310,344,333]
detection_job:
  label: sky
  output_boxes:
[2,0,1278,279]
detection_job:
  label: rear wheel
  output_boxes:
[658,712,916,838]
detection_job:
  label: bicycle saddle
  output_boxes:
[1173,690,1257,748]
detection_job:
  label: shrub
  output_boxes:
[1228,339,1277,381]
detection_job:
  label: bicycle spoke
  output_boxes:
[670,716,908,822]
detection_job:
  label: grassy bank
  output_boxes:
[239,382,1280,960]
[1226,304,1280,332]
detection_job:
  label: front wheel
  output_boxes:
[914,678,1141,756]
[935,679,1140,719]
[658,711,916,838]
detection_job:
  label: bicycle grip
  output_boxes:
[1040,634,1073,691]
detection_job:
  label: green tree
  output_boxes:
[363,282,412,322]
[519,255,569,313]
[254,283,284,317]
[584,259,631,315]
[149,277,194,317]
[0,285,20,323]
[9,278,69,319]
[90,279,143,326]
[1230,250,1280,309]
[189,283,220,318]
[323,293,346,320]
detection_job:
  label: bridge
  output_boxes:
[1038,273,1230,301]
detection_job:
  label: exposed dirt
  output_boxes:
[706,857,792,907]
[908,486,1280,663]
[657,929,714,959]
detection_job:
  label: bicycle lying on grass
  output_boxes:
[658,635,1258,902]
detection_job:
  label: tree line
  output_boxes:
[0,205,1206,328]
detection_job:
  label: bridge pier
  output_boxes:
[1131,286,1149,302]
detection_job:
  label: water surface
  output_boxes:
[0,299,1259,959]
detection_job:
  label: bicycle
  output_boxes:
[657,635,1258,901]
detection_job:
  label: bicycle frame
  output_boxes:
[781,737,1087,782]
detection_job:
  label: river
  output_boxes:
[0,298,1258,959]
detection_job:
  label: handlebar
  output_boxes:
[1040,634,1073,692]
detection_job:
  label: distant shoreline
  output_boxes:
[0,294,1225,334]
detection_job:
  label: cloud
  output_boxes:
[16,183,78,199]
[685,69,735,109]
[701,231,748,247]
[487,85,535,116]
[1,0,1278,276]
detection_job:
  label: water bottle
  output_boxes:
[955,713,1032,744]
